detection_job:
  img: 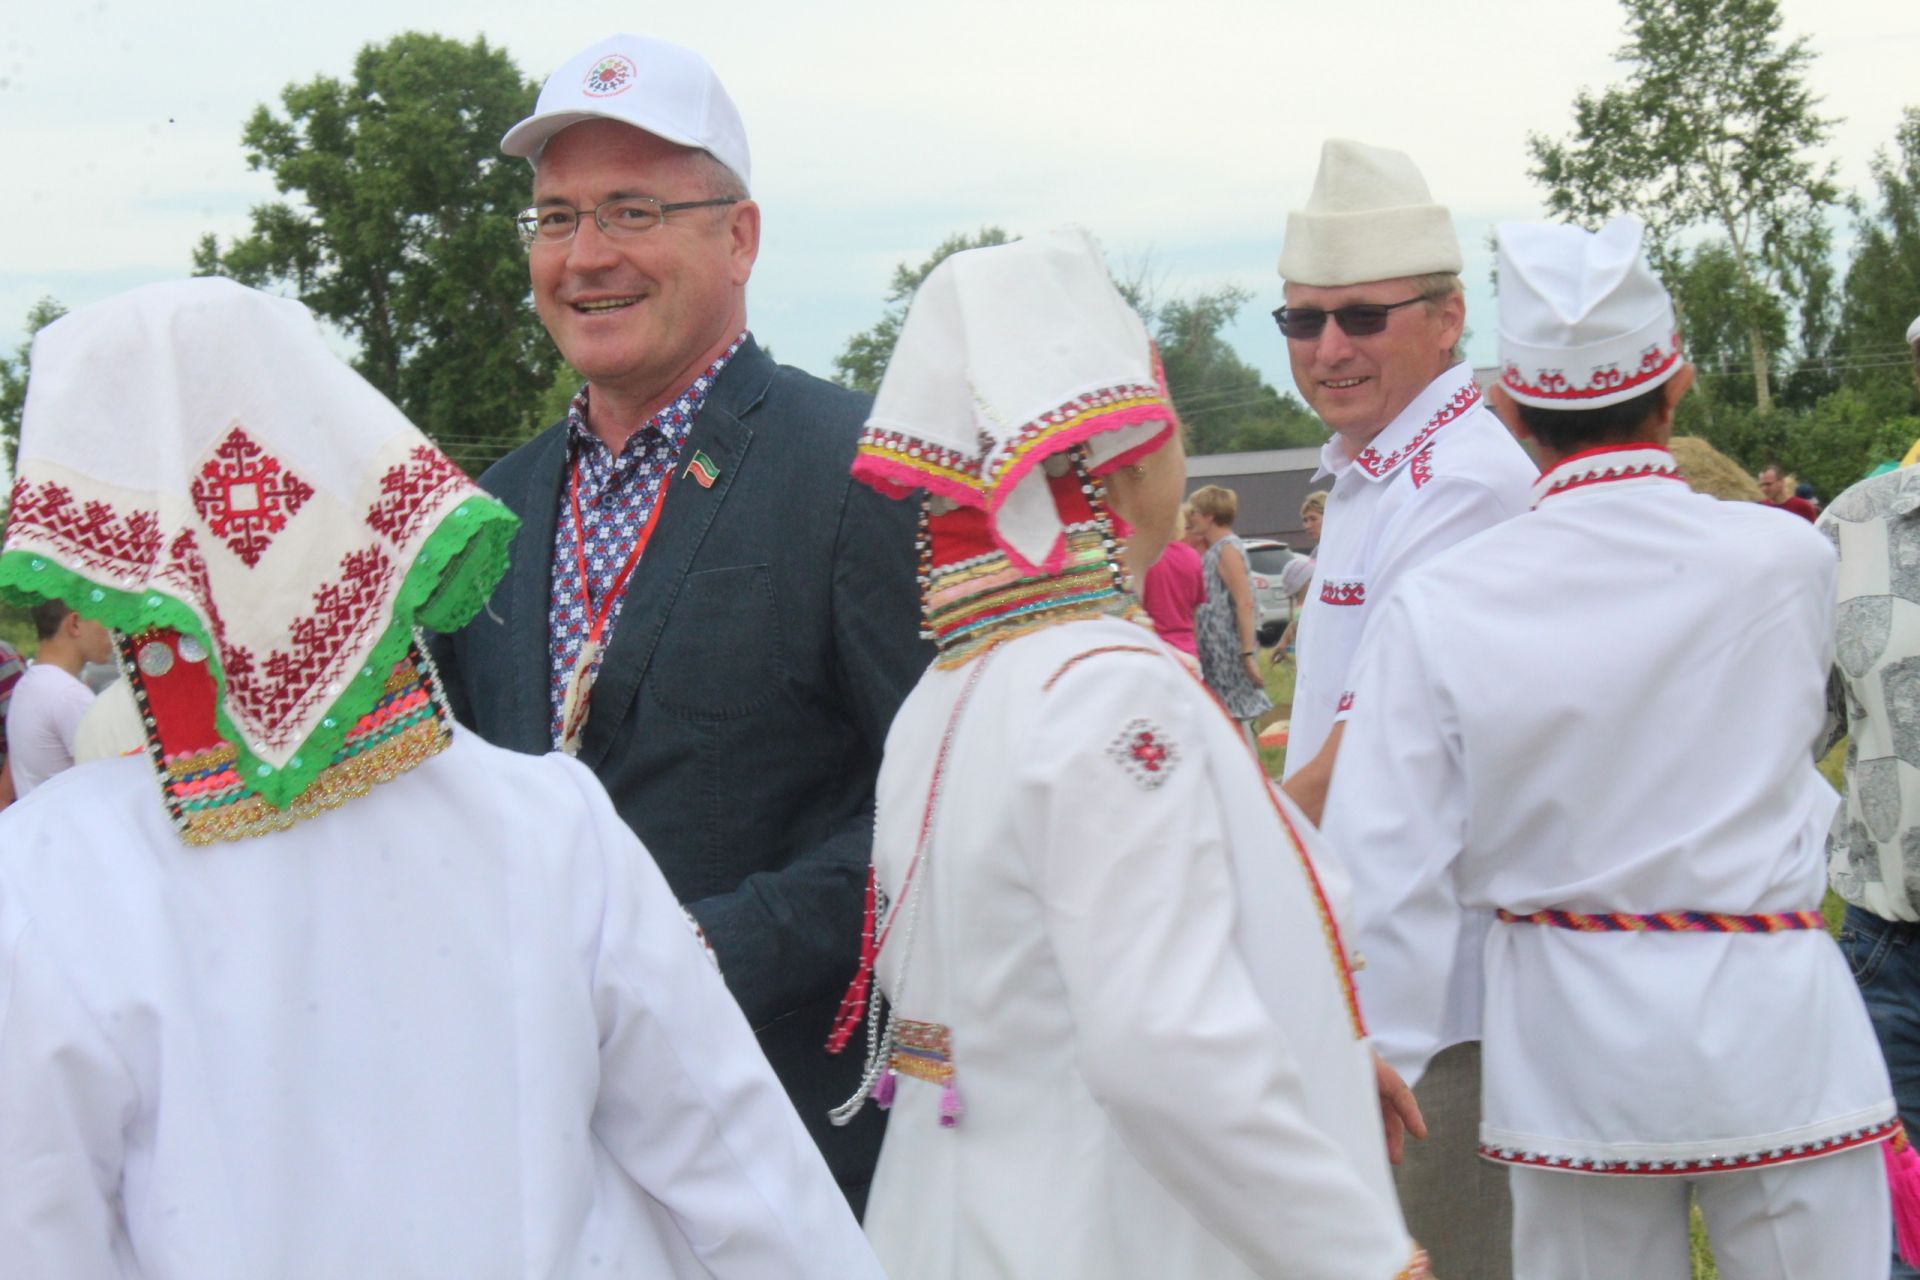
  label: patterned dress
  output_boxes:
[1196,534,1273,722]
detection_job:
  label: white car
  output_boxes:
[1243,538,1306,647]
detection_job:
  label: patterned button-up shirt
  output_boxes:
[548,333,747,744]
[1822,465,1920,922]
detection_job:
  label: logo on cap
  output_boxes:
[583,54,635,98]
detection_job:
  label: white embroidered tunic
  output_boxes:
[1324,446,1895,1175]
[860,616,1414,1279]
[0,729,883,1279]
[1284,362,1536,780]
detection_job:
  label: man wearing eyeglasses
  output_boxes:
[1274,138,1535,1280]
[431,34,929,1211]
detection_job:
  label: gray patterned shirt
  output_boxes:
[1821,466,1920,921]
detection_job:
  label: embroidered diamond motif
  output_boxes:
[191,425,315,567]
[1108,717,1180,790]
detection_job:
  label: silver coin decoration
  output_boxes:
[136,641,176,679]
[176,635,209,663]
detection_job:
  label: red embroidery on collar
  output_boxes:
[1353,384,1481,479]
[1320,579,1366,607]
[1532,445,1685,507]
[191,426,315,568]
[1410,446,1435,489]
[1503,333,1682,402]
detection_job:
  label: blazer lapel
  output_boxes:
[575,341,774,768]
[504,426,570,754]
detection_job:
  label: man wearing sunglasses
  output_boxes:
[1275,138,1535,1280]
[430,34,930,1211]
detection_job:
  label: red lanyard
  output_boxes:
[569,457,673,649]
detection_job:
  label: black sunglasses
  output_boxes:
[1271,294,1430,341]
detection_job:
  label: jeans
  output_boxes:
[1839,902,1920,1280]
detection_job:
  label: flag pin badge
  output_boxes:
[685,450,720,488]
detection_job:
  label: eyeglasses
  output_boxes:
[514,195,740,246]
[1271,294,1430,341]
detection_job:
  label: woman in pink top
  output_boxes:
[1141,504,1206,664]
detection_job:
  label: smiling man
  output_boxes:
[431,34,929,1210]
[1272,138,1535,1280]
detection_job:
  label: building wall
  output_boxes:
[1184,445,1325,547]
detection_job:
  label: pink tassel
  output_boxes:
[1886,1129,1920,1268]
[872,1068,896,1110]
[938,1080,964,1128]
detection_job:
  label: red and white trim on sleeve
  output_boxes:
[1320,579,1367,607]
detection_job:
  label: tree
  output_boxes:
[1528,0,1839,413]
[196,33,557,473]
[835,231,1319,455]
[1832,108,1920,409]
[0,296,67,479]
[833,227,1015,393]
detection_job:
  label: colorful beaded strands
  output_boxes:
[122,626,454,846]
[917,446,1138,669]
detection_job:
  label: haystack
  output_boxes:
[1669,436,1763,502]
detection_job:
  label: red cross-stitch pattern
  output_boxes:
[1107,717,1180,790]
[1410,446,1435,490]
[366,446,466,544]
[1503,333,1682,403]
[6,476,164,575]
[166,528,394,750]
[191,426,315,567]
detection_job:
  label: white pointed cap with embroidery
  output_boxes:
[1278,139,1462,286]
[1497,216,1683,410]
[852,228,1177,576]
[501,34,750,191]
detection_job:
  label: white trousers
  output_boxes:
[1509,1144,1889,1279]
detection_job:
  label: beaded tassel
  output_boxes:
[872,1068,897,1110]
[938,1081,964,1128]
[1887,1127,1920,1267]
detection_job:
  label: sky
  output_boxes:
[5,0,1919,403]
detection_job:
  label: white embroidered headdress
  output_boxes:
[0,278,516,807]
[852,228,1177,576]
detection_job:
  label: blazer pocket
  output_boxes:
[647,564,785,720]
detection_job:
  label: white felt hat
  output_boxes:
[1496,216,1683,410]
[501,34,750,190]
[1906,312,1920,346]
[853,228,1176,576]
[1278,139,1462,286]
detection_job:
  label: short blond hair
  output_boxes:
[1188,484,1238,527]
[1300,490,1328,518]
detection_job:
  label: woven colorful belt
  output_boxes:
[1496,908,1826,933]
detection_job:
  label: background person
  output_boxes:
[1759,465,1819,521]
[4,601,108,798]
[0,638,21,809]
[1187,484,1272,742]
[0,279,884,1279]
[430,34,929,1205]
[1271,490,1328,663]
[1140,504,1205,672]
[840,229,1424,1280]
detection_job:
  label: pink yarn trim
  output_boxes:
[853,398,1174,576]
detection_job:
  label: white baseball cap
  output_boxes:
[501,35,751,190]
[1497,216,1683,410]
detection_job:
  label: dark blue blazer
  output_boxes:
[433,339,930,1195]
